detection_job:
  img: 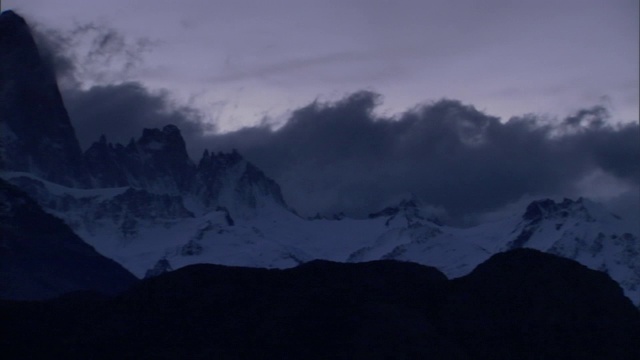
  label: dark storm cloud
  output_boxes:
[28,21,209,151]
[203,92,639,220]
[26,16,638,222]
[63,82,211,153]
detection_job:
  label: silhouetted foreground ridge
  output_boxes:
[1,249,639,359]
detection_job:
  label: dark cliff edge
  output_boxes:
[0,11,90,186]
[0,179,138,301]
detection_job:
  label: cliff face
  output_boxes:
[0,11,90,187]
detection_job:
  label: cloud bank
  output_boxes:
[31,20,210,154]
[31,18,640,224]
[205,92,639,222]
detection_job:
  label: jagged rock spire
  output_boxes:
[0,11,90,186]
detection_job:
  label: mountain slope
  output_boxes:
[0,179,137,300]
[444,249,640,360]
[3,169,639,306]
[1,250,638,359]
[1,9,638,309]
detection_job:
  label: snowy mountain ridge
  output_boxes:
[1,9,638,307]
[81,124,288,217]
[3,169,638,306]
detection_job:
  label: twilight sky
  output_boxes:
[5,0,639,129]
[3,0,639,223]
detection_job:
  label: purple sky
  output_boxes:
[5,0,638,131]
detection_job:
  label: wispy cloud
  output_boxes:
[207,51,372,83]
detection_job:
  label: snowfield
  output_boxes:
[3,171,638,307]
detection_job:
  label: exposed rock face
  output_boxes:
[0,179,137,300]
[83,130,287,212]
[368,198,442,227]
[522,197,594,223]
[96,188,195,222]
[0,11,90,187]
[144,258,173,279]
[196,149,244,205]
[85,125,197,193]
[83,135,129,187]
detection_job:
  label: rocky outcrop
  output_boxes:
[0,11,90,187]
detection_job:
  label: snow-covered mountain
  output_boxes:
[4,166,638,306]
[1,10,638,307]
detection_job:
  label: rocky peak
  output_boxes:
[195,149,288,211]
[523,199,558,221]
[144,258,173,279]
[236,162,287,207]
[97,134,108,145]
[138,124,187,153]
[523,197,594,223]
[0,10,90,187]
[84,125,197,192]
[309,212,346,221]
[368,197,442,227]
[84,134,113,155]
[0,10,24,29]
[135,125,192,175]
[198,149,243,171]
[196,149,245,190]
[0,11,32,45]
[84,134,128,187]
[196,150,243,203]
[200,149,210,161]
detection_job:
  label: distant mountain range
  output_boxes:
[1,8,638,312]
[2,10,639,357]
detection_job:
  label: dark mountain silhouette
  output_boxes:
[0,179,138,300]
[1,11,639,358]
[0,10,90,187]
[1,249,638,359]
[444,249,640,359]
